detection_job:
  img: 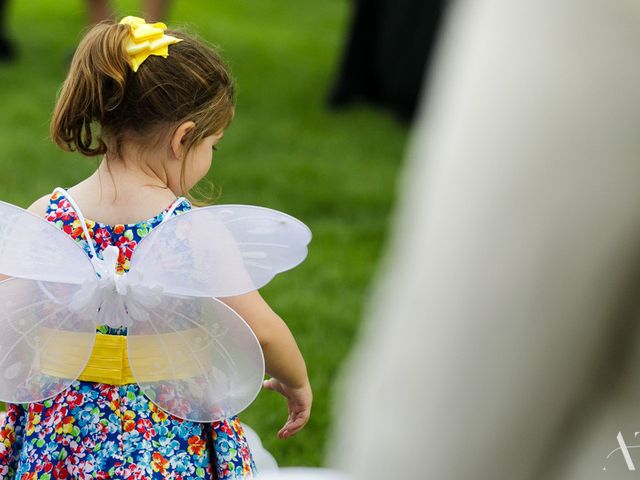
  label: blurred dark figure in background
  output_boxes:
[87,0,172,23]
[327,0,447,123]
[0,0,15,62]
[332,0,640,478]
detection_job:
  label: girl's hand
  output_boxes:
[263,378,312,439]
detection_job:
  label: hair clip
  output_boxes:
[119,16,182,72]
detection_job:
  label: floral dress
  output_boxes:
[0,189,256,479]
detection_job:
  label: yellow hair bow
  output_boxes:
[120,16,182,72]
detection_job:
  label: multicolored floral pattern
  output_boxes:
[0,190,256,479]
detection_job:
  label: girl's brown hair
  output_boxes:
[50,21,234,195]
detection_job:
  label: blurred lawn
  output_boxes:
[0,0,408,467]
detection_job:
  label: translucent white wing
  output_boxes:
[0,201,95,284]
[0,277,97,403]
[126,294,264,422]
[130,205,312,297]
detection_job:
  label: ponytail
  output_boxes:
[50,22,131,156]
[50,20,235,163]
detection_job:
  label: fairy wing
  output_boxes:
[0,201,98,403]
[0,278,98,403]
[126,294,265,422]
[130,204,312,297]
[125,205,311,421]
[0,200,97,284]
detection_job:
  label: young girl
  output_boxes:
[0,17,312,479]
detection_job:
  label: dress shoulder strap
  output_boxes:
[52,187,99,259]
[161,196,188,224]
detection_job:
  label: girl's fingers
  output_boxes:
[263,379,312,438]
[285,416,307,433]
[278,410,310,439]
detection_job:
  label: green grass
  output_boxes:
[0,0,408,467]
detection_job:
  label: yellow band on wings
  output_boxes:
[38,326,204,385]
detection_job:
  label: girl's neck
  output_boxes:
[65,156,182,226]
[95,156,172,198]
[93,137,183,199]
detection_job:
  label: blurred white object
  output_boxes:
[257,468,350,479]
[242,423,278,472]
[242,423,350,479]
[331,0,640,479]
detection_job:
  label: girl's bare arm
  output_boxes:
[221,291,312,438]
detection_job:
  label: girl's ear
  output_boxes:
[170,121,196,160]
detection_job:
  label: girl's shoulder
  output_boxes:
[27,187,70,218]
[27,193,52,217]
